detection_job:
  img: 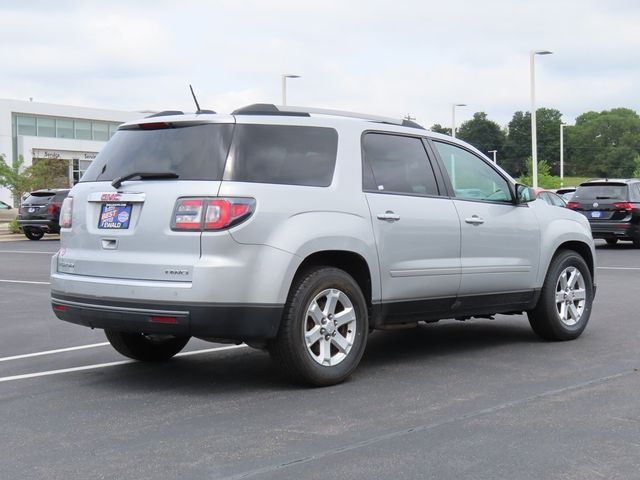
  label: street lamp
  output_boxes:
[488,150,497,164]
[530,49,553,188]
[560,123,572,187]
[451,103,466,138]
[281,74,301,105]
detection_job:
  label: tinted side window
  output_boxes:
[433,141,511,203]
[226,125,338,187]
[362,133,438,196]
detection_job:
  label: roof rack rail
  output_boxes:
[232,104,425,129]
[145,110,184,118]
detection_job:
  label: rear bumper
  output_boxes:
[18,219,59,232]
[51,292,283,340]
[589,221,638,239]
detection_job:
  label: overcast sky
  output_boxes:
[1,0,639,128]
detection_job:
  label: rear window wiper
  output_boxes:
[111,172,179,189]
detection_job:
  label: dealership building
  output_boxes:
[0,98,145,205]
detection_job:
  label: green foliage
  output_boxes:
[566,108,640,177]
[503,108,562,177]
[517,157,562,189]
[430,123,451,136]
[0,154,67,206]
[633,154,640,178]
[456,112,505,156]
[8,219,20,234]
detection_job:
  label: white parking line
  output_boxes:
[0,250,54,254]
[597,266,640,271]
[0,342,110,363]
[0,279,50,285]
[0,344,248,384]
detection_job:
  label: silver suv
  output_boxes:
[51,104,596,386]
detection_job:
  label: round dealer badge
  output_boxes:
[117,211,130,223]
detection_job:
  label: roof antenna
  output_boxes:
[189,84,201,113]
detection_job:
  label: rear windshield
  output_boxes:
[81,124,234,182]
[22,192,68,204]
[573,183,629,201]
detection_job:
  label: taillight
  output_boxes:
[47,203,59,215]
[613,202,634,212]
[565,202,580,210]
[59,197,73,228]
[173,199,205,230]
[172,197,254,231]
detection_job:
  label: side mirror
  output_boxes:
[515,184,537,204]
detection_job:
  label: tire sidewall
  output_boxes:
[287,268,368,385]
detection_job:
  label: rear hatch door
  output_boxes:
[570,182,631,221]
[58,117,235,282]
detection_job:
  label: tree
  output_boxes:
[567,108,640,177]
[0,154,66,206]
[429,123,451,136]
[456,112,505,159]
[503,108,562,177]
[518,157,561,189]
[633,154,640,178]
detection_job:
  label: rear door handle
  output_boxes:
[377,211,400,222]
[465,215,485,225]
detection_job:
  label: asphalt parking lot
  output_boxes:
[1,237,639,480]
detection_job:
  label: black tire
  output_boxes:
[605,238,618,246]
[105,330,190,361]
[528,250,593,341]
[269,267,368,387]
[24,228,44,241]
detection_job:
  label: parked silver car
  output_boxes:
[51,105,596,386]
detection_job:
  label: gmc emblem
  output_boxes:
[101,193,121,201]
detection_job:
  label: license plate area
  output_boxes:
[590,211,601,218]
[99,203,132,229]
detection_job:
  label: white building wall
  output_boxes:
[0,98,144,205]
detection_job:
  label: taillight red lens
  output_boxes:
[613,202,634,212]
[173,199,204,230]
[59,197,73,228]
[566,202,580,210]
[47,203,59,215]
[172,197,254,231]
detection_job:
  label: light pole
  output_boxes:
[451,103,466,138]
[281,74,300,105]
[488,150,497,164]
[560,123,572,187]
[530,50,553,188]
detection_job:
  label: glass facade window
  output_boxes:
[109,123,120,138]
[37,118,56,137]
[56,119,74,138]
[17,115,36,136]
[92,122,109,141]
[75,120,91,140]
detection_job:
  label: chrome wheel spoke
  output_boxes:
[555,291,565,303]
[308,301,324,326]
[332,332,351,354]
[334,307,356,328]
[305,326,322,347]
[324,289,341,316]
[568,303,579,321]
[573,288,586,300]
[319,338,332,365]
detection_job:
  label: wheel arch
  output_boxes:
[288,250,374,309]
[546,240,595,284]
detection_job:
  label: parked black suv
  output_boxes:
[567,179,640,247]
[18,189,70,240]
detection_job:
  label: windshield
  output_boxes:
[81,124,234,182]
[573,184,628,201]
